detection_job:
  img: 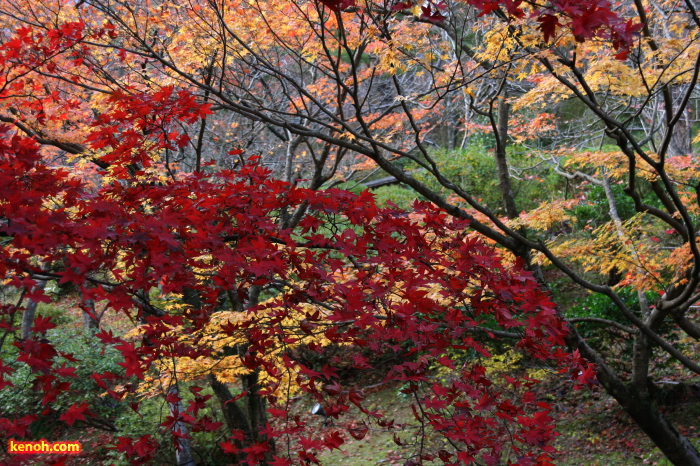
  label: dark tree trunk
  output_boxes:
[491,93,548,283]
[619,387,700,465]
[567,328,700,465]
[242,369,276,463]
[494,95,518,220]
[209,371,277,464]
[209,374,252,463]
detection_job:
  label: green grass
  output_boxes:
[316,385,423,465]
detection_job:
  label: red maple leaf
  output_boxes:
[538,14,561,43]
[31,315,56,334]
[323,431,344,450]
[59,402,92,426]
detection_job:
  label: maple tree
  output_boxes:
[0,86,587,465]
[2,0,700,464]
[0,12,590,466]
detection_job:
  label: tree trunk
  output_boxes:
[490,93,549,283]
[81,296,99,330]
[242,369,276,463]
[668,85,692,157]
[167,384,195,466]
[208,373,279,464]
[21,278,47,340]
[208,374,253,441]
[567,328,700,465]
[494,95,518,220]
[616,384,700,465]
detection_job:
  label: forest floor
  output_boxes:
[13,296,700,465]
[548,380,700,465]
[305,375,700,465]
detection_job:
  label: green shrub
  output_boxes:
[0,327,123,431]
[566,287,656,338]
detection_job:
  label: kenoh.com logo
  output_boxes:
[8,439,82,455]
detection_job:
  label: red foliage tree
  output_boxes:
[0,12,598,466]
[0,117,590,464]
